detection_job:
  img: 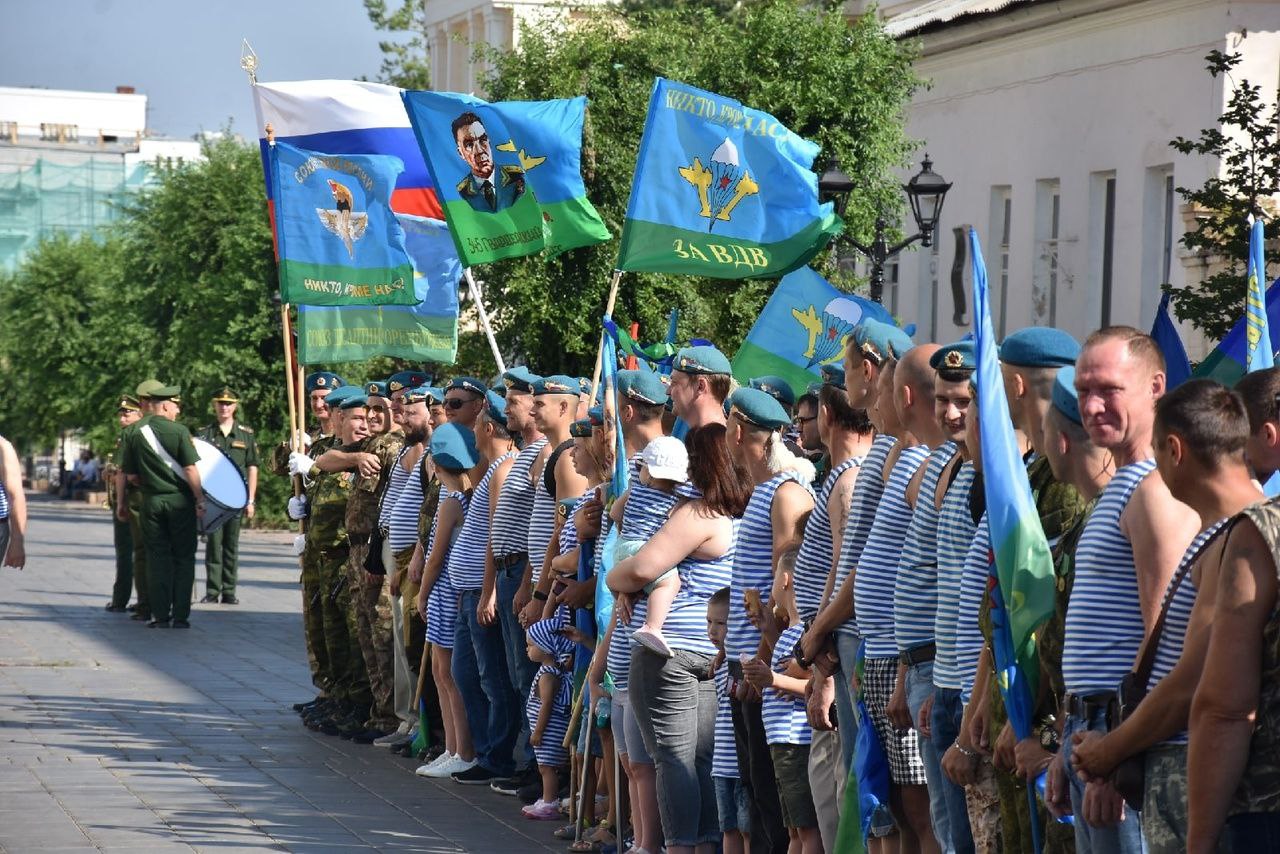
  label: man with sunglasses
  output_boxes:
[197,387,258,606]
[443,377,487,428]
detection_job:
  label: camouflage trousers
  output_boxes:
[300,552,330,696]
[996,765,1034,853]
[966,757,1003,854]
[1143,744,1190,854]
[346,542,397,730]
[315,548,370,707]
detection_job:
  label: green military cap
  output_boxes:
[149,383,181,400]
[674,345,731,376]
[430,423,479,470]
[729,387,791,430]
[569,418,594,438]
[305,371,345,392]
[853,320,914,364]
[365,380,390,399]
[999,327,1080,368]
[388,370,430,393]
[1051,366,1083,426]
[338,392,369,410]
[820,365,846,390]
[930,340,977,372]
[212,386,239,403]
[117,394,141,413]
[446,376,487,397]
[484,390,508,429]
[324,385,360,407]
[503,366,541,394]
[534,375,579,396]
[135,379,165,398]
[749,375,796,409]
[618,369,668,406]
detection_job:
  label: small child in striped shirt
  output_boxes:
[707,586,751,854]
[522,619,574,821]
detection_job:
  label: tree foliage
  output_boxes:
[363,0,432,90]
[1167,50,1280,340]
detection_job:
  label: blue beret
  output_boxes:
[423,386,444,405]
[618,369,669,406]
[578,377,593,396]
[748,375,796,409]
[503,365,541,394]
[430,422,480,470]
[401,386,432,405]
[365,380,389,398]
[387,370,430,393]
[1051,366,1083,426]
[324,385,360,407]
[484,390,508,429]
[306,371,345,393]
[587,405,605,427]
[569,418,594,438]
[528,618,573,659]
[730,387,791,430]
[446,376,487,397]
[674,345,732,376]
[820,364,846,390]
[854,320,914,364]
[489,376,507,396]
[805,381,823,398]
[1000,327,1080,369]
[930,340,977,372]
[533,374,580,396]
[338,392,369,410]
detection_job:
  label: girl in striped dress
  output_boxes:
[523,618,573,821]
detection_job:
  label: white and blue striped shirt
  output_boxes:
[727,472,810,660]
[428,489,466,589]
[527,448,560,584]
[794,456,863,620]
[446,452,516,590]
[894,443,959,652]
[832,434,897,637]
[632,519,737,657]
[933,462,978,690]
[763,624,811,746]
[377,448,414,531]
[1063,459,1157,696]
[621,481,680,542]
[0,474,9,519]
[957,513,991,705]
[1149,517,1228,745]
[712,659,739,779]
[387,454,426,552]
[853,444,932,657]
[491,437,548,559]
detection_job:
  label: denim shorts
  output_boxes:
[610,688,653,765]
[714,775,751,834]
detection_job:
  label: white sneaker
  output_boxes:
[415,752,455,777]
[433,755,476,778]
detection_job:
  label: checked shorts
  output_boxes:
[862,655,927,786]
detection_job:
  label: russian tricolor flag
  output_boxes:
[252,79,443,221]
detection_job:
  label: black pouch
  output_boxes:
[364,527,387,576]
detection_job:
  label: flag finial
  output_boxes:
[240,39,259,85]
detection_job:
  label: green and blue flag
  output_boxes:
[268,140,419,307]
[617,79,841,279]
[1246,216,1273,373]
[400,91,609,267]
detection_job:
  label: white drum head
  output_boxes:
[192,437,248,535]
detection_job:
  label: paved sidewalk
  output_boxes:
[0,497,562,853]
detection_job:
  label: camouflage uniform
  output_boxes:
[965,757,1003,854]
[1140,744,1190,853]
[103,438,145,610]
[115,423,151,618]
[344,431,403,732]
[298,433,336,695]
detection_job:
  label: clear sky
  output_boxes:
[0,0,398,139]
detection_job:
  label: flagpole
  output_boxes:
[463,268,506,374]
[589,269,624,400]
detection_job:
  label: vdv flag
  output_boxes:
[596,323,630,637]
[732,266,895,394]
[1150,293,1191,391]
[617,78,842,279]
[269,140,418,307]
[400,92,609,266]
[1247,216,1273,373]
[1193,276,1280,385]
[297,215,461,364]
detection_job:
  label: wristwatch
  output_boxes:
[1038,720,1061,752]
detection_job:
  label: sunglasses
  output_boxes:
[793,415,816,425]
[444,398,470,411]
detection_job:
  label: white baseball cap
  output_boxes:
[641,436,689,483]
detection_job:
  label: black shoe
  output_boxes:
[147,618,170,628]
[200,594,219,604]
[221,595,239,605]
[491,766,539,797]
[130,612,150,621]
[105,603,127,613]
[172,620,191,629]
[351,727,391,745]
[125,604,136,612]
[451,765,500,785]
[293,696,324,713]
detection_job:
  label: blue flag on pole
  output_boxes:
[1150,293,1191,391]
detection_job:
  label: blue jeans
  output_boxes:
[496,559,537,768]
[930,687,975,854]
[906,661,952,853]
[834,632,861,773]
[453,587,518,777]
[714,776,751,834]
[1063,708,1146,854]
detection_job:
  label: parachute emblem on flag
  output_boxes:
[793,295,871,367]
[678,138,760,231]
[316,179,370,260]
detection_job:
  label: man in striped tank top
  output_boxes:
[1061,327,1199,854]
[0,434,24,570]
[1069,380,1261,853]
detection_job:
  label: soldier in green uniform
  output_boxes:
[105,395,143,612]
[120,381,205,629]
[198,387,259,605]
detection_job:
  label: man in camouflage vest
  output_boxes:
[105,395,143,613]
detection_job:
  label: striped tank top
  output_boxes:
[492,437,547,559]
[0,475,8,519]
[526,446,560,584]
[894,443,960,652]
[831,434,897,630]
[620,481,680,542]
[852,444,932,656]
[712,659,739,778]
[793,456,863,620]
[632,517,737,657]
[1063,459,1157,695]
[446,452,516,590]
[387,454,427,552]
[727,472,811,660]
[1149,517,1228,745]
[427,489,467,589]
[377,446,415,531]
[957,513,991,704]
[933,462,978,690]
[763,623,811,746]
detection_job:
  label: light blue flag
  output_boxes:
[1247,216,1273,373]
[1150,293,1192,391]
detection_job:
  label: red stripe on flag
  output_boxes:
[392,188,443,220]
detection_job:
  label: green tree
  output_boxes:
[364,0,432,89]
[1167,49,1280,340]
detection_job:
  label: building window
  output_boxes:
[1091,171,1118,327]
[989,187,1012,336]
[1034,180,1061,326]
[1162,173,1176,285]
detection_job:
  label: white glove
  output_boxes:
[291,534,307,556]
[287,495,309,520]
[288,452,316,478]
[296,430,313,450]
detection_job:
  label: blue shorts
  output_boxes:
[714,776,750,834]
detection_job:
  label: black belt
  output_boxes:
[496,552,527,570]
[899,643,936,667]
[347,533,372,546]
[1065,691,1116,720]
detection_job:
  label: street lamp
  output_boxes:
[819,154,952,304]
